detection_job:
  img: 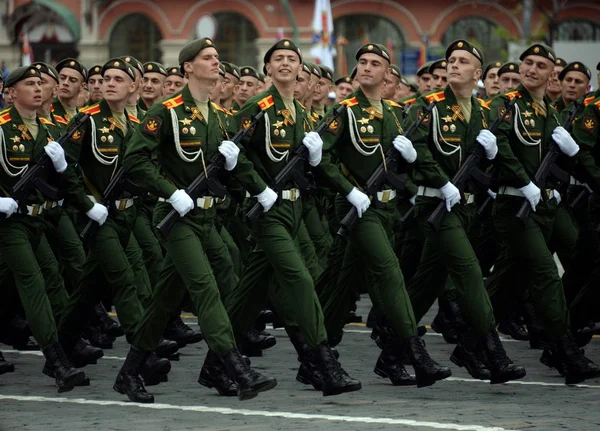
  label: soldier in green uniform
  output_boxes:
[234,66,260,109]
[52,58,86,124]
[485,43,600,384]
[482,61,502,100]
[0,66,86,391]
[546,57,567,103]
[334,75,353,102]
[312,65,333,119]
[395,77,412,101]
[429,59,448,91]
[140,62,167,110]
[220,61,240,112]
[498,62,521,93]
[163,67,185,97]
[125,38,277,401]
[397,62,432,114]
[86,65,104,106]
[121,56,145,121]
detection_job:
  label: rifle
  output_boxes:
[79,166,146,239]
[427,96,518,231]
[337,101,435,238]
[0,113,90,222]
[245,104,347,221]
[155,110,265,236]
[516,95,584,225]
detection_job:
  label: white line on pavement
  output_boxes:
[0,394,519,431]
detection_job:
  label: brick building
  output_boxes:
[1,0,599,77]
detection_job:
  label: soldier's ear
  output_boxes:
[265,63,272,77]
[474,68,482,82]
[183,62,193,75]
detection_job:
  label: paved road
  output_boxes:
[1,298,599,431]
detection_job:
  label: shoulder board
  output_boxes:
[80,104,101,116]
[128,114,140,124]
[340,97,359,107]
[584,95,596,106]
[211,102,227,114]
[162,94,184,110]
[0,111,11,126]
[505,90,521,100]
[425,91,445,103]
[477,98,491,110]
[54,115,68,125]
[312,112,320,119]
[39,117,54,126]
[401,97,416,106]
[385,99,402,108]
[257,95,275,111]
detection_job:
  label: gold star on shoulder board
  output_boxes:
[273,120,284,128]
[357,117,370,125]
[10,136,21,143]
[523,110,532,118]
[98,126,111,134]
[442,115,453,123]
[179,118,192,126]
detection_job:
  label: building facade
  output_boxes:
[1,0,599,77]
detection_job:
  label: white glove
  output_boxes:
[302,131,323,167]
[393,135,417,163]
[218,140,240,171]
[409,195,416,206]
[487,189,497,199]
[551,189,561,205]
[86,203,109,225]
[44,141,68,173]
[167,189,194,216]
[256,187,278,212]
[346,187,370,218]
[552,126,579,157]
[0,197,18,218]
[519,181,541,212]
[476,129,498,160]
[440,182,461,212]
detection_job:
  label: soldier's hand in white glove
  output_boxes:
[519,181,541,211]
[552,126,579,157]
[440,182,461,212]
[256,187,278,212]
[476,129,498,160]
[218,140,240,171]
[302,132,323,167]
[346,187,370,218]
[44,141,68,173]
[167,189,194,216]
[393,135,417,163]
[0,197,18,218]
[86,203,109,225]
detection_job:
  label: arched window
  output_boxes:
[109,14,163,63]
[442,17,507,63]
[210,12,259,68]
[334,15,405,72]
[557,19,600,41]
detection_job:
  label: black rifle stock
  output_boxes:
[155,110,265,236]
[0,113,90,222]
[245,104,347,221]
[337,101,436,238]
[427,96,518,231]
[516,95,584,225]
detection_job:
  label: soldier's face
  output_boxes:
[209,78,224,101]
[431,68,447,90]
[222,73,238,100]
[39,73,57,103]
[77,86,89,107]
[357,53,388,88]
[88,75,104,103]
[483,67,500,98]
[520,55,553,91]
[163,75,184,97]
[294,71,310,101]
[103,69,135,102]
[395,82,411,100]
[336,82,353,101]
[381,74,399,99]
[185,47,220,83]
[417,73,432,94]
[547,65,564,93]
[237,76,259,104]
[58,68,83,99]
[561,71,590,103]
[499,72,521,93]
[10,77,43,109]
[266,50,301,85]
[447,51,482,88]
[313,78,332,103]
[142,72,166,101]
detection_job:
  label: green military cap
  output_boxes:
[555,58,567,67]
[388,64,402,80]
[558,61,592,81]
[167,66,184,78]
[445,39,484,64]
[120,55,144,76]
[355,43,391,63]
[319,65,333,82]
[87,65,103,81]
[5,66,41,88]
[400,77,410,86]
[263,38,302,64]
[428,59,447,73]
[101,58,136,81]
[56,58,87,81]
[306,62,321,79]
[258,72,266,83]
[143,61,167,76]
[240,66,259,79]
[178,37,216,73]
[350,66,357,80]
[417,61,433,76]
[334,75,352,86]
[32,62,59,83]
[221,61,240,80]
[218,63,226,78]
[482,61,503,80]
[409,83,418,92]
[497,62,520,76]
[519,43,556,63]
[300,63,312,75]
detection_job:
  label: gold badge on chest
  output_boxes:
[17,124,31,141]
[362,107,383,120]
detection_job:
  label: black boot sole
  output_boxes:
[450,352,491,380]
[57,372,88,393]
[374,365,417,386]
[296,368,322,390]
[489,368,526,384]
[0,364,15,375]
[414,368,452,388]
[322,381,362,396]
[43,365,90,386]
[238,378,278,401]
[198,374,237,396]
[113,383,155,403]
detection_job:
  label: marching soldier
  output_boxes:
[498,62,521,94]
[395,77,412,102]
[87,65,104,105]
[52,58,87,124]
[334,76,353,102]
[546,57,567,102]
[429,59,448,91]
[482,61,502,100]
[121,56,145,120]
[234,66,260,109]
[140,62,167,109]
[220,61,240,112]
[312,65,333,118]
[163,67,185,97]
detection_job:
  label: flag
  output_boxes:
[310,0,335,70]
[21,31,33,66]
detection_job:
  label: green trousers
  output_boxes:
[132,206,165,291]
[226,198,327,349]
[302,195,332,269]
[219,225,242,278]
[407,197,495,336]
[485,195,569,336]
[134,204,237,355]
[0,216,61,348]
[297,219,323,282]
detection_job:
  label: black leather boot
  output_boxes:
[287,329,322,391]
[404,336,452,388]
[318,342,362,396]
[139,352,171,386]
[450,344,491,380]
[246,327,277,350]
[374,345,416,386]
[164,315,204,348]
[113,346,154,403]
[255,310,274,331]
[554,333,600,384]
[198,350,237,396]
[84,325,114,349]
[482,329,526,384]
[430,304,458,344]
[69,339,104,368]
[540,348,564,376]
[94,303,123,338]
[222,347,277,400]
[155,338,179,359]
[498,311,529,341]
[0,351,15,375]
[42,343,87,392]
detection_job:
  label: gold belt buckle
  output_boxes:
[118,199,128,211]
[31,205,42,216]
[546,189,552,199]
[381,190,391,203]
[44,201,54,210]
[203,197,213,209]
